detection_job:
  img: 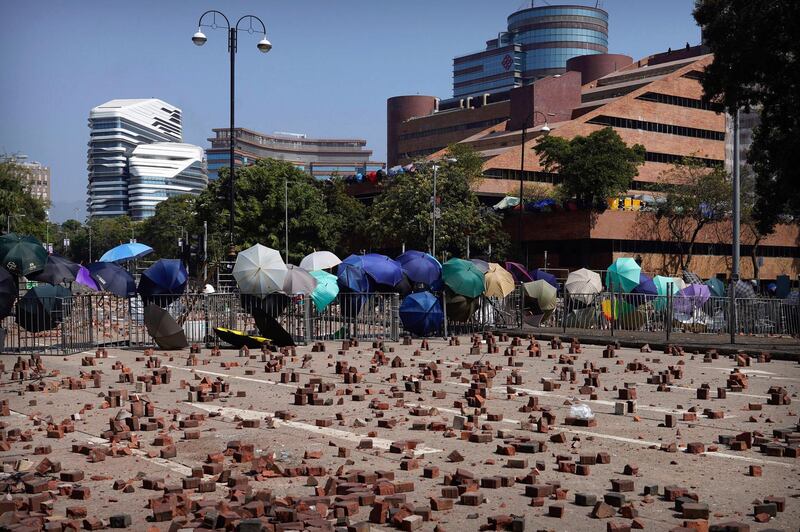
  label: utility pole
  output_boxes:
[729,108,740,344]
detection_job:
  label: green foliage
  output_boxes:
[694,0,800,233]
[320,176,368,258]
[140,195,197,259]
[534,127,645,208]
[367,145,509,261]
[0,159,48,238]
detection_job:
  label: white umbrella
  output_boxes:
[282,264,318,295]
[299,250,342,271]
[233,244,288,295]
[565,268,602,305]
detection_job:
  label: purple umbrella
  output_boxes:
[530,269,558,289]
[75,265,99,291]
[674,283,711,314]
[505,262,534,284]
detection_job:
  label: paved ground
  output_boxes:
[0,334,798,531]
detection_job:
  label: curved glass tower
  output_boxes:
[453,3,608,98]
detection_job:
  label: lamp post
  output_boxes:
[192,10,271,244]
[518,110,553,263]
[284,175,289,263]
[730,108,741,344]
[428,158,457,261]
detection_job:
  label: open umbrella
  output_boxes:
[445,291,479,322]
[75,265,99,291]
[682,270,703,285]
[674,283,711,314]
[469,259,490,274]
[565,268,602,305]
[0,233,47,276]
[601,298,637,321]
[396,251,441,286]
[253,312,295,347]
[137,259,188,306]
[484,263,515,298]
[442,258,484,298]
[0,268,17,319]
[652,275,680,311]
[143,304,188,349]
[233,244,287,295]
[400,291,443,336]
[632,273,658,296]
[523,280,557,315]
[299,251,341,271]
[15,284,71,333]
[27,254,79,285]
[705,277,725,298]
[733,279,756,299]
[361,254,404,288]
[337,255,371,293]
[505,261,534,284]
[87,262,136,297]
[310,270,339,312]
[99,242,153,263]
[282,264,318,295]
[605,258,641,293]
[531,269,558,289]
[565,306,605,328]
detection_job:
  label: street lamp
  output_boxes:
[429,157,457,261]
[192,10,271,245]
[518,110,554,263]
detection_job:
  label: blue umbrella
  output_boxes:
[137,259,188,306]
[337,255,371,292]
[530,269,558,289]
[396,250,441,286]
[87,262,136,297]
[705,277,725,297]
[362,254,404,288]
[505,262,534,284]
[99,242,153,263]
[400,291,443,336]
[632,273,658,296]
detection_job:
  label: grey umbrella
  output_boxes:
[682,270,703,285]
[732,279,757,299]
[144,304,188,350]
[282,264,318,295]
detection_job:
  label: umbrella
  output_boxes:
[601,298,636,321]
[505,262,534,284]
[705,277,725,298]
[565,306,605,328]
[75,265,99,291]
[27,254,79,285]
[385,272,413,298]
[282,264,318,295]
[337,255,371,293]
[310,270,339,312]
[674,283,711,314]
[445,291,479,322]
[484,263,515,298]
[531,269,558,289]
[565,268,602,305]
[0,233,47,276]
[469,259,490,274]
[15,284,71,333]
[399,291,443,336]
[241,293,290,318]
[253,313,295,347]
[213,327,270,349]
[632,273,658,296]
[492,196,520,210]
[233,244,287,295]
[396,251,441,286]
[143,304,188,349]
[87,262,136,297]
[733,279,756,299]
[137,259,188,306]
[0,267,16,319]
[361,254,404,288]
[523,280,557,315]
[99,242,153,263]
[299,251,341,271]
[682,270,703,285]
[605,258,641,293]
[442,258,484,298]
[652,275,681,311]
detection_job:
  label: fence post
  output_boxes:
[561,292,567,333]
[666,282,673,343]
[87,297,94,348]
[391,293,400,342]
[442,291,448,339]
[304,294,312,344]
[610,282,615,337]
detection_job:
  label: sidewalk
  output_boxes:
[500,326,800,359]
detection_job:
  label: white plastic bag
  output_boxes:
[570,404,594,420]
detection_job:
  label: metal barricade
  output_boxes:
[307,293,399,342]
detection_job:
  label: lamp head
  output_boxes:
[192,29,207,46]
[541,124,551,133]
[257,37,272,53]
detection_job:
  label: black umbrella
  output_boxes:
[15,284,71,333]
[143,304,188,350]
[27,254,80,285]
[373,272,413,297]
[0,267,16,319]
[253,312,295,347]
[445,289,479,322]
[87,262,136,298]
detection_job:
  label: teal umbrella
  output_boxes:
[653,275,681,311]
[0,233,47,276]
[605,258,641,293]
[310,270,339,312]
[441,258,485,298]
[705,277,725,297]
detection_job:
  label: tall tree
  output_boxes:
[367,144,509,260]
[0,158,48,237]
[694,0,800,233]
[140,195,198,259]
[654,159,731,271]
[534,127,645,208]
[320,176,368,258]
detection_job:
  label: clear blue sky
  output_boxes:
[0,0,700,222]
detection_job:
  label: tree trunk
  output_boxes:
[685,223,704,272]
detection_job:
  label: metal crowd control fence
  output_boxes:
[441,287,524,336]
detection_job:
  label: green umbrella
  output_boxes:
[310,270,339,312]
[441,258,485,298]
[653,275,681,310]
[705,277,725,297]
[605,258,641,293]
[15,284,71,333]
[523,280,557,314]
[0,233,47,276]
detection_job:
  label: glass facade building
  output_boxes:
[453,4,608,98]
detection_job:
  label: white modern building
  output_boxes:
[127,143,207,220]
[88,99,204,218]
